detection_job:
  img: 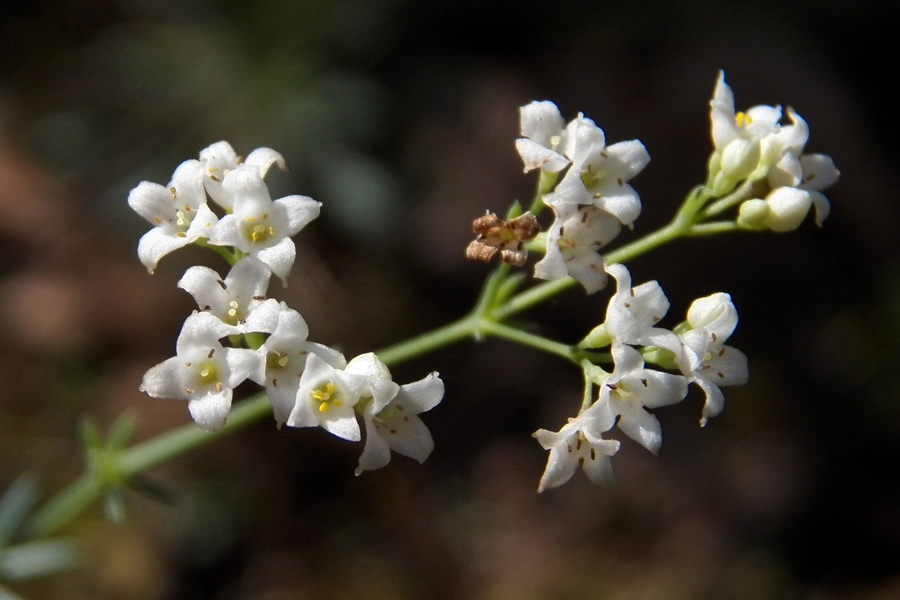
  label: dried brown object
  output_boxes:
[465,211,541,267]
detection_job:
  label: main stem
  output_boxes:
[26,185,715,540]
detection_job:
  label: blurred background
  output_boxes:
[1,0,898,598]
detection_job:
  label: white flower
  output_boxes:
[534,203,622,293]
[676,293,749,426]
[207,165,320,284]
[544,136,650,228]
[258,304,347,427]
[128,159,219,273]
[139,312,264,431]
[286,353,368,441]
[764,109,839,229]
[199,141,287,210]
[515,101,571,173]
[604,264,682,356]
[533,399,620,492]
[597,342,688,453]
[177,257,281,334]
[356,371,444,475]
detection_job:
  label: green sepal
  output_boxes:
[642,346,679,370]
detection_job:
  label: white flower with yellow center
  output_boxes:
[259,305,347,427]
[533,398,620,492]
[356,371,444,475]
[543,132,650,229]
[177,256,281,334]
[286,353,368,441]
[534,203,622,293]
[207,165,320,284]
[139,312,265,431]
[128,159,219,273]
[597,342,688,453]
[199,141,287,210]
[676,293,748,426]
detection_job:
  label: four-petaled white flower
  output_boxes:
[177,256,281,335]
[604,263,682,356]
[534,203,622,293]
[258,304,347,427]
[676,293,749,426]
[128,159,219,273]
[286,353,368,441]
[533,399,620,492]
[139,312,264,431]
[596,342,688,453]
[356,371,444,475]
[199,141,288,210]
[543,120,649,229]
[207,165,320,284]
[515,101,571,173]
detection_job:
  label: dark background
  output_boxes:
[1,0,898,598]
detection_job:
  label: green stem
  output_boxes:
[194,239,239,266]
[477,320,575,362]
[689,221,740,236]
[528,171,559,217]
[699,179,755,220]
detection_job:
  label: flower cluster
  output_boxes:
[517,103,650,293]
[707,72,839,231]
[533,263,747,491]
[130,143,444,475]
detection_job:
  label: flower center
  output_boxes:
[735,111,753,127]
[240,215,275,245]
[225,300,242,326]
[311,382,342,413]
[580,166,608,189]
[196,360,220,388]
[265,351,290,370]
[549,135,561,150]
[175,206,194,231]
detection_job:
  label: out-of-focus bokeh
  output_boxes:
[1,0,898,598]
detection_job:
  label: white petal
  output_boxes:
[188,390,232,432]
[175,312,237,355]
[140,356,189,400]
[396,373,444,414]
[519,101,565,146]
[535,435,580,492]
[628,369,688,409]
[613,399,663,454]
[768,152,802,188]
[386,415,434,462]
[255,237,297,285]
[515,138,569,173]
[694,376,725,426]
[563,114,605,168]
[600,140,651,183]
[225,257,273,302]
[245,147,287,178]
[703,345,749,386]
[279,195,321,235]
[178,266,228,313]
[223,347,265,387]
[800,154,840,191]
[320,411,361,441]
[809,190,831,227]
[137,226,193,273]
[356,411,392,474]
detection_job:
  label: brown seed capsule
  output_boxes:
[466,211,541,266]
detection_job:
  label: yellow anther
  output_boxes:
[735,111,752,127]
[246,216,256,222]
[318,403,329,413]
[169,187,177,199]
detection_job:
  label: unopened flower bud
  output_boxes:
[764,187,812,232]
[721,136,761,182]
[737,199,770,230]
[581,323,612,349]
